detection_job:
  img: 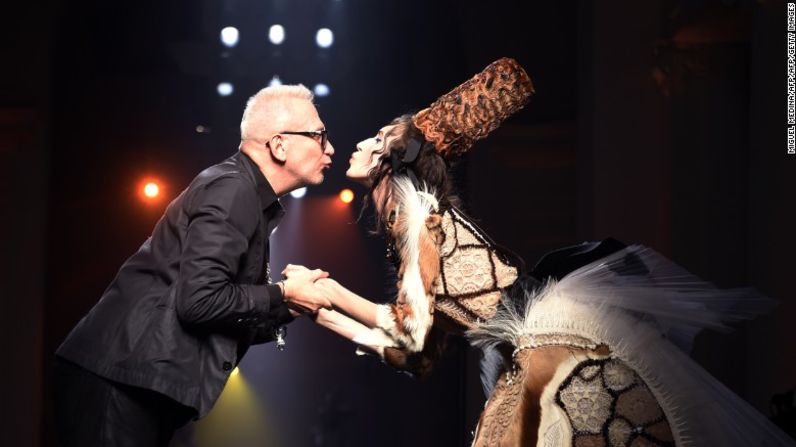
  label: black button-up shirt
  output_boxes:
[57,151,292,417]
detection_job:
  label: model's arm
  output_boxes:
[315,277,379,327]
[314,308,396,355]
[282,264,380,326]
[310,285,447,377]
[287,210,443,355]
[283,261,449,377]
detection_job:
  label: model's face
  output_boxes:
[282,99,334,186]
[346,124,400,184]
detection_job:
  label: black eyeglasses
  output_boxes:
[280,129,328,150]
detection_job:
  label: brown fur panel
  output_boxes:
[389,302,413,337]
[383,326,449,378]
[390,216,408,279]
[392,212,442,336]
[418,214,442,302]
[383,180,444,351]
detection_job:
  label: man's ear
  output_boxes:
[269,135,288,163]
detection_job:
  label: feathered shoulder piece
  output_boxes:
[372,177,443,352]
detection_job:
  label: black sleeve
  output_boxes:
[174,174,283,331]
[251,304,295,345]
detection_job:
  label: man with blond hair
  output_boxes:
[54,84,335,446]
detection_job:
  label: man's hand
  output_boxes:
[281,264,322,280]
[281,264,332,315]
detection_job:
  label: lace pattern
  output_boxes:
[555,358,675,447]
[434,208,518,327]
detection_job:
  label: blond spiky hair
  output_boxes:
[240,84,314,139]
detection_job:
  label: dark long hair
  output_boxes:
[362,114,462,233]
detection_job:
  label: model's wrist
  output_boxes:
[331,280,344,303]
[318,278,338,301]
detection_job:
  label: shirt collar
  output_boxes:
[239,151,283,214]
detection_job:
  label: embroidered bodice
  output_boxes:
[432,207,518,329]
[378,177,519,349]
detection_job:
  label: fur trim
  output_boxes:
[375,303,398,334]
[376,177,440,352]
[352,321,399,358]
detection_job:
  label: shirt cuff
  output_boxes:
[265,283,294,325]
[265,283,284,307]
[247,283,282,316]
[270,302,294,325]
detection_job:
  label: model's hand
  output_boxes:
[313,277,341,306]
[282,264,331,314]
[314,277,339,288]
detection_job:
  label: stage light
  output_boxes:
[268,76,282,87]
[217,82,234,96]
[313,83,330,97]
[138,179,165,204]
[220,26,239,47]
[290,187,307,199]
[339,188,354,204]
[315,28,334,48]
[269,24,285,45]
[192,364,273,445]
[143,182,160,198]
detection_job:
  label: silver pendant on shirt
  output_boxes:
[275,325,287,351]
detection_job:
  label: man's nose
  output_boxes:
[325,141,335,156]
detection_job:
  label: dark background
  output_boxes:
[1,0,794,445]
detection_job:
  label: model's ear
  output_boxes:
[269,135,288,162]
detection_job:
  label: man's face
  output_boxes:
[280,99,334,186]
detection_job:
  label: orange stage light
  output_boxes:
[138,178,165,204]
[143,182,160,198]
[339,188,354,204]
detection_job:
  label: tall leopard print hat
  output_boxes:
[412,58,535,160]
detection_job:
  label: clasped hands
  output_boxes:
[281,264,387,355]
[280,264,337,317]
